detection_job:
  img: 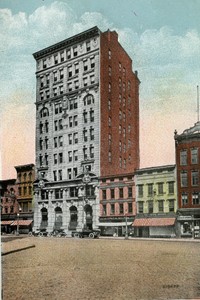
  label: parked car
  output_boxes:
[29,229,48,237]
[48,229,67,238]
[73,229,101,239]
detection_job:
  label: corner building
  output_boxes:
[33,27,140,234]
[174,122,200,238]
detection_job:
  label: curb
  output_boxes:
[2,244,36,256]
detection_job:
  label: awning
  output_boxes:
[11,220,33,226]
[133,218,176,227]
[1,220,14,225]
[97,222,132,227]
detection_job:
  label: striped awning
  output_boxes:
[1,220,14,225]
[11,220,33,226]
[133,218,176,227]
[97,222,133,227]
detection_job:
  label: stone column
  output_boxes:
[47,190,54,232]
[33,191,40,231]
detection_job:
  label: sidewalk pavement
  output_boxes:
[1,237,35,256]
[1,235,200,256]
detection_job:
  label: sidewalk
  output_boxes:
[100,236,200,242]
[1,237,35,256]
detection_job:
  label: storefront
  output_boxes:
[177,215,200,238]
[133,217,176,238]
[97,222,133,236]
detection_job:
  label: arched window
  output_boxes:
[29,172,32,181]
[83,94,94,106]
[55,207,63,229]
[23,173,27,182]
[40,107,49,118]
[69,206,78,230]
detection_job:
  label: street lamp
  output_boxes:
[125,212,129,240]
[16,206,22,235]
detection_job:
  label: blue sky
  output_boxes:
[1,0,200,178]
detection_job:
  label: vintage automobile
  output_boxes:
[73,229,101,239]
[48,229,67,238]
[29,229,48,237]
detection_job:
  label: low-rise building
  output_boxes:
[134,165,177,238]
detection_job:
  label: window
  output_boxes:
[102,190,107,200]
[110,189,115,199]
[90,110,94,122]
[68,82,72,91]
[39,155,43,167]
[90,128,94,140]
[181,172,188,187]
[45,122,49,133]
[54,54,58,64]
[119,125,122,134]
[59,136,63,147]
[59,153,63,163]
[119,203,124,214]
[169,200,174,212]
[180,150,187,165]
[119,110,122,120]
[61,52,65,62]
[128,125,131,133]
[59,86,63,95]
[123,128,126,138]
[108,99,111,110]
[58,170,62,181]
[55,189,63,199]
[59,119,63,130]
[108,151,112,163]
[128,203,133,213]
[86,41,91,52]
[84,94,94,106]
[83,128,87,142]
[54,120,58,131]
[181,194,188,206]
[70,187,78,197]
[192,193,199,205]
[68,134,72,145]
[73,168,77,178]
[46,90,50,99]
[42,59,47,69]
[138,201,144,214]
[83,77,88,87]
[54,137,58,148]
[90,57,95,68]
[67,49,71,59]
[68,66,72,78]
[148,184,153,196]
[74,132,78,144]
[191,148,198,164]
[103,204,107,215]
[75,63,79,74]
[158,200,164,212]
[46,74,50,85]
[55,103,62,114]
[148,201,153,213]
[168,182,174,194]
[119,62,122,71]
[128,81,131,91]
[73,46,78,57]
[68,169,72,180]
[119,157,122,168]
[108,134,112,146]
[119,141,122,152]
[128,187,132,198]
[39,139,43,150]
[158,183,163,195]
[83,60,88,72]
[53,87,57,97]
[54,71,58,82]
[123,67,126,76]
[83,147,87,160]
[108,117,111,127]
[23,186,27,195]
[54,154,58,164]
[192,170,199,186]
[40,92,44,101]
[110,204,115,215]
[40,76,44,88]
[90,75,95,84]
[74,115,78,127]
[109,83,111,93]
[119,78,122,88]
[138,185,143,197]
[119,188,124,198]
[53,171,57,181]
[109,66,112,76]
[108,49,111,59]
[74,150,78,161]
[90,146,94,158]
[75,80,79,90]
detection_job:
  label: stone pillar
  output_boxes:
[33,191,40,231]
[47,190,54,232]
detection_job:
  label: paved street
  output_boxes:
[2,237,200,300]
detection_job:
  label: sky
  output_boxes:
[1,0,200,179]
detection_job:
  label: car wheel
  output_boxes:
[89,233,95,239]
[74,233,80,238]
[39,232,43,237]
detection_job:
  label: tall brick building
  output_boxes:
[174,122,200,238]
[33,26,140,234]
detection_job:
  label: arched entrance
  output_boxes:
[85,204,93,230]
[54,207,63,229]
[69,206,78,230]
[41,207,48,228]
